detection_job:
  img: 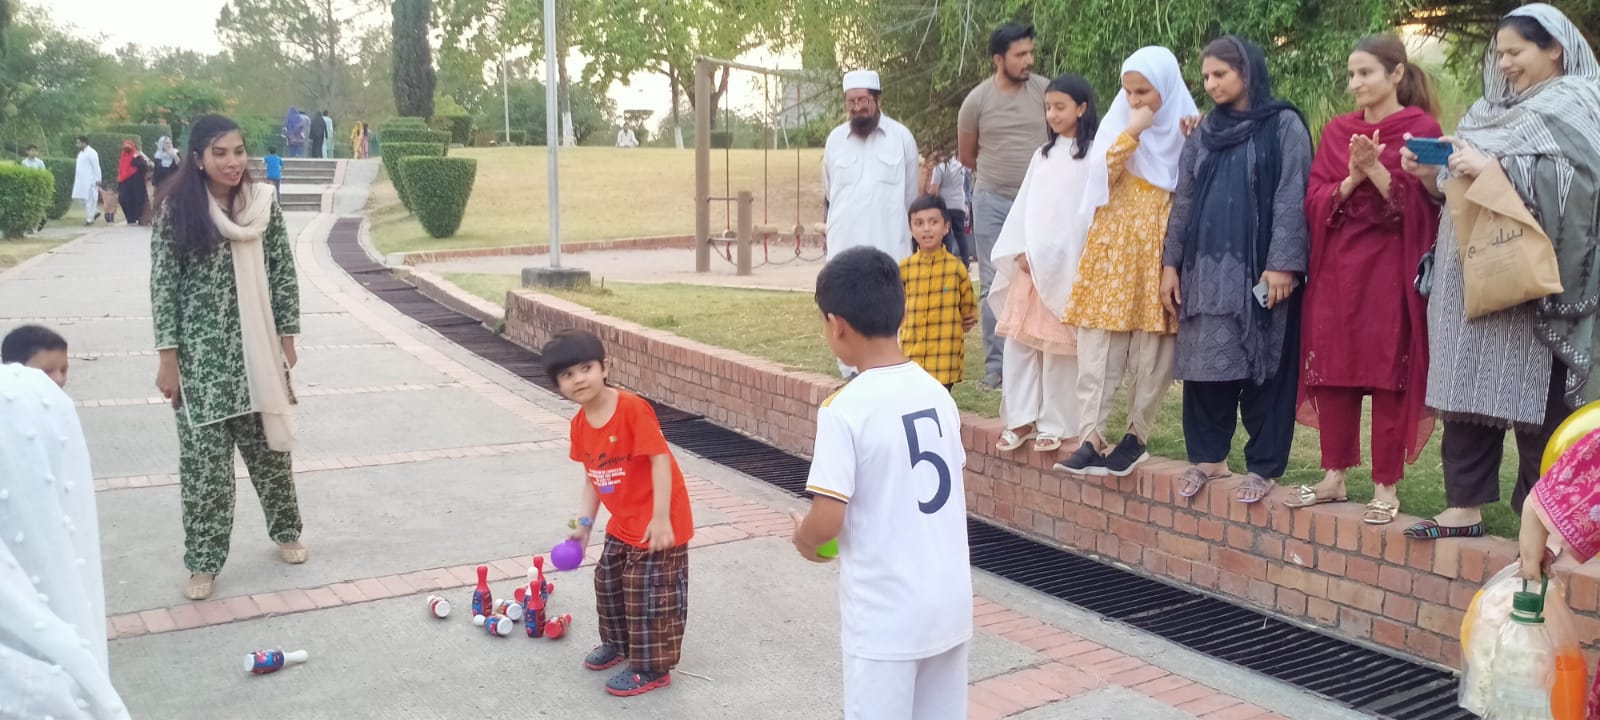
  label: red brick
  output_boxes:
[1015,630,1083,654]
[1277,588,1308,616]
[1158,531,1211,562]
[1384,533,1410,565]
[1197,517,1225,542]
[1192,562,1220,589]
[194,600,232,626]
[1220,571,1250,598]
[988,617,1045,636]
[1105,663,1169,688]
[1152,682,1214,706]
[1167,557,1194,583]
[1132,674,1194,696]
[1413,574,1449,604]
[1319,549,1347,577]
[980,672,1061,712]
[1248,580,1277,607]
[139,609,176,634]
[1460,546,1487,583]
[1216,548,1268,580]
[111,613,147,638]
[1151,506,1174,528]
[1302,572,1330,599]
[1432,541,1460,579]
[1126,499,1151,522]
[1308,597,1339,625]
[1283,539,1315,567]
[1419,602,1465,636]
[223,596,262,621]
[1174,511,1199,536]
[329,582,366,605]
[1383,593,1420,624]
[1572,572,1600,613]
[168,604,204,631]
[1044,639,1105,660]
[1450,580,1481,610]
[1177,692,1245,716]
[1407,628,1444,664]
[1292,505,1315,541]
[1408,539,1436,572]
[1339,606,1374,638]
[251,593,291,616]
[1373,617,1408,649]
[1255,533,1284,562]
[278,589,318,613]
[400,571,443,593]
[1346,555,1380,585]
[1226,525,1254,549]
[1023,663,1099,697]
[1378,565,1414,595]
[1313,512,1339,546]
[1203,704,1270,720]
[1329,578,1385,613]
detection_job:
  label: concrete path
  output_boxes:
[417,245,824,292]
[0,160,1369,719]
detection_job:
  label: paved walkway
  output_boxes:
[0,160,1368,719]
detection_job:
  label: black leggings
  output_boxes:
[1440,361,1569,513]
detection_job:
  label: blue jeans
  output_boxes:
[972,189,1014,380]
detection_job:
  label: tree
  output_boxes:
[1398,0,1599,64]
[392,0,436,117]
[497,75,615,145]
[0,3,115,150]
[130,80,228,141]
[217,0,364,111]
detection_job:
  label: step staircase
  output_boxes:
[247,158,335,212]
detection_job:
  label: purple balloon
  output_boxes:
[551,539,585,571]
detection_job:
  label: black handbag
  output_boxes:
[1415,247,1436,297]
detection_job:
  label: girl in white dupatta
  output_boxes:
[0,365,130,719]
[991,75,1100,453]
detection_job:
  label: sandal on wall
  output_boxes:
[1177,466,1229,498]
[1283,485,1348,509]
[1362,499,1400,525]
[1033,434,1062,453]
[996,429,1037,452]
[1235,473,1273,504]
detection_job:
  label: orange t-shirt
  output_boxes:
[569,389,694,549]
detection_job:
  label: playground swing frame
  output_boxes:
[692,56,826,274]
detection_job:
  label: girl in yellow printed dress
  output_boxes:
[1058,47,1198,478]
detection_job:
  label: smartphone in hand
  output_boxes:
[1252,281,1269,309]
[1404,137,1454,166]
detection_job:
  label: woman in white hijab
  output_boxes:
[991,74,1100,454]
[1058,46,1199,479]
[0,364,129,719]
[152,135,180,190]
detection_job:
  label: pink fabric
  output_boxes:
[1534,428,1600,563]
[995,267,1076,355]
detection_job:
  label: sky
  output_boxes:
[47,0,808,127]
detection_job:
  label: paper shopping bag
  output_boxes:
[1443,167,1563,319]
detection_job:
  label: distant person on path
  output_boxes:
[285,106,306,158]
[545,330,694,698]
[616,127,639,148]
[927,152,974,264]
[351,121,370,159]
[22,145,48,231]
[264,146,283,196]
[0,364,130,720]
[117,140,152,225]
[149,114,305,601]
[98,183,119,225]
[309,110,328,159]
[793,246,973,720]
[823,68,919,377]
[322,112,334,158]
[72,135,102,225]
[152,135,181,189]
[959,22,1052,391]
[900,194,978,391]
[2,324,71,388]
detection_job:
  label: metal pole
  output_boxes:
[501,54,511,145]
[736,191,753,276]
[543,0,561,269]
[694,58,712,273]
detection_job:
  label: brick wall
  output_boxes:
[399,235,696,266]
[501,287,1600,670]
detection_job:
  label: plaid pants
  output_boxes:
[595,534,689,673]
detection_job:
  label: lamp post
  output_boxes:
[521,0,590,289]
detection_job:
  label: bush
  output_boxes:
[0,164,54,238]
[56,134,82,158]
[236,116,284,157]
[507,130,527,145]
[379,128,439,144]
[399,157,477,238]
[381,117,430,133]
[710,131,733,149]
[43,158,75,220]
[101,123,171,155]
[434,115,473,145]
[380,142,447,212]
[87,133,137,186]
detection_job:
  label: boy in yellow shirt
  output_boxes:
[899,195,977,391]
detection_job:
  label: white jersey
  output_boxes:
[805,362,972,661]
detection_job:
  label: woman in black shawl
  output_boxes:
[1160,36,1313,503]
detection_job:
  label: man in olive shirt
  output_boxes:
[958,23,1049,390]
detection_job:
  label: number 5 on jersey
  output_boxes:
[901,409,952,514]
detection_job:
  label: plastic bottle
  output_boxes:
[1485,591,1556,720]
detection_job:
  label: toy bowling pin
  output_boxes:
[544,614,573,640]
[426,595,451,619]
[522,568,546,638]
[244,649,308,674]
[471,565,493,617]
[474,614,513,637]
[492,599,524,622]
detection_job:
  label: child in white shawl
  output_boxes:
[991,75,1101,453]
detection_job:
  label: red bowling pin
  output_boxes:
[544,614,573,640]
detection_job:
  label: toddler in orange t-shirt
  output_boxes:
[544,329,693,697]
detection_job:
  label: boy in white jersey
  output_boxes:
[791,246,973,719]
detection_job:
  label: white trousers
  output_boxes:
[1074,329,1175,442]
[844,642,968,720]
[82,195,97,219]
[1001,337,1079,438]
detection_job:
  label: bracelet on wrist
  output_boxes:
[568,516,594,530]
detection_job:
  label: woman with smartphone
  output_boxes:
[1400,3,1600,540]
[1289,35,1443,525]
[1159,36,1313,504]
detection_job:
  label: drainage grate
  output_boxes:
[324,218,1470,720]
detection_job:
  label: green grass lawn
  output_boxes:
[445,272,1526,538]
[371,146,826,256]
[1,205,87,271]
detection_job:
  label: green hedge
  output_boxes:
[43,158,75,220]
[380,128,452,146]
[507,130,527,145]
[433,115,473,145]
[381,117,430,134]
[381,142,447,212]
[101,123,170,155]
[0,164,54,238]
[399,157,477,238]
[87,133,137,187]
[56,134,82,158]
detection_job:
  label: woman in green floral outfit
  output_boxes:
[150,114,306,601]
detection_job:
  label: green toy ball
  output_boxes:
[817,538,838,558]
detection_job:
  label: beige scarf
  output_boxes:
[210,183,297,452]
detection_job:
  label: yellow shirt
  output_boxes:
[899,248,977,385]
[1062,133,1177,334]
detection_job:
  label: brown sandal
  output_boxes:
[1235,473,1273,504]
[184,573,215,601]
[1177,466,1229,498]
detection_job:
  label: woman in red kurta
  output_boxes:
[1291,35,1442,524]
